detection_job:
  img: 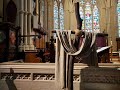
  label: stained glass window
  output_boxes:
[93,5,100,32]
[79,0,100,32]
[59,3,64,30]
[79,0,85,5]
[79,7,84,30]
[54,0,64,30]
[117,0,120,37]
[54,1,58,30]
[85,2,92,32]
[91,0,96,4]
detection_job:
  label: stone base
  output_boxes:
[0,63,120,90]
[19,44,36,51]
[29,44,36,50]
[80,83,120,90]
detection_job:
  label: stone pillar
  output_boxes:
[45,1,49,41]
[109,0,117,51]
[19,0,24,51]
[64,0,70,30]
[24,0,29,50]
[15,0,19,26]
[33,0,39,29]
[55,37,65,89]
[48,1,53,39]
[64,0,77,30]
[28,0,34,50]
[96,0,106,33]
[36,0,39,16]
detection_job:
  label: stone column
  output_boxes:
[15,0,19,26]
[71,1,78,30]
[44,0,49,41]
[24,0,29,50]
[28,0,34,50]
[33,0,39,50]
[96,0,106,33]
[47,0,53,39]
[33,0,39,29]
[55,37,65,89]
[64,0,70,30]
[19,0,24,51]
[109,0,118,51]
[35,0,39,21]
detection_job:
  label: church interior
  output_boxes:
[0,0,120,90]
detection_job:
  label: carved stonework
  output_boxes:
[33,74,55,80]
[73,75,80,81]
[1,72,120,84]
[0,73,55,81]
[81,74,120,84]
[80,68,120,84]
[1,73,31,80]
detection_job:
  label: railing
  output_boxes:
[0,63,120,90]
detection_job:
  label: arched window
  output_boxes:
[79,0,100,32]
[54,0,64,30]
[117,0,120,37]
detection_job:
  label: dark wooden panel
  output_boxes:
[116,37,120,51]
[24,51,41,63]
[96,33,108,47]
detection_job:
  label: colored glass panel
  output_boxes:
[117,0,120,37]
[79,7,84,30]
[79,0,85,5]
[54,0,64,30]
[85,2,92,32]
[91,0,96,4]
[79,0,100,32]
[54,1,58,30]
[59,3,64,30]
[93,5,100,32]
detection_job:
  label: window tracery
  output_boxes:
[54,0,64,30]
[79,0,100,32]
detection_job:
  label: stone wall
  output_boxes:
[0,63,120,90]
